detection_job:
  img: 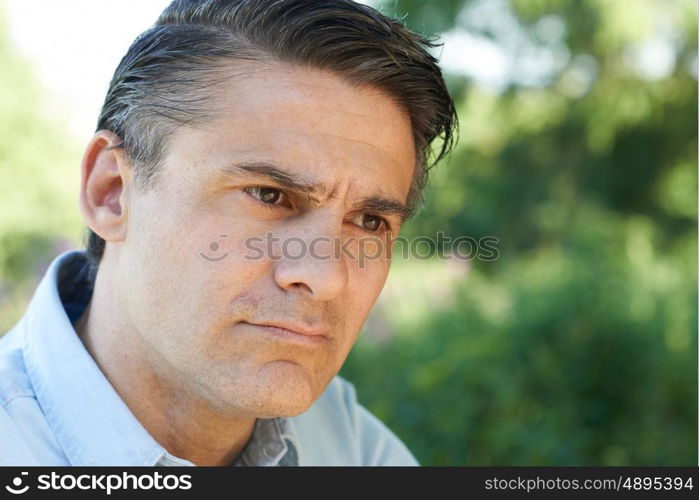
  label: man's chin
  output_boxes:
[257,361,321,416]
[218,361,323,418]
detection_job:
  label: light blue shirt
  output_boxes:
[0,250,418,466]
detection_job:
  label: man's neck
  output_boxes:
[73,288,256,466]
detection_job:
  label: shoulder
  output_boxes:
[0,329,43,465]
[288,376,419,466]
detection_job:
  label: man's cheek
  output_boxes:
[347,270,387,309]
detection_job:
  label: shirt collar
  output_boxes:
[234,417,300,466]
[20,250,299,466]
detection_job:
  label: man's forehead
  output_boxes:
[213,62,411,133]
[179,61,417,201]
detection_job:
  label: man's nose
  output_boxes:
[272,215,349,301]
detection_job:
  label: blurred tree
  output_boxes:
[342,0,697,465]
[0,5,83,329]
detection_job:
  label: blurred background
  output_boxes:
[0,0,696,465]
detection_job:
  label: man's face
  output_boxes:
[112,62,415,417]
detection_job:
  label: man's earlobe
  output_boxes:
[79,130,132,244]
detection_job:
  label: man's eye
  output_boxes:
[353,213,388,232]
[244,187,286,206]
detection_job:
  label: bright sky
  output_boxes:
[4,0,173,142]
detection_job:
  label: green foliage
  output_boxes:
[0,6,83,329]
[341,0,697,464]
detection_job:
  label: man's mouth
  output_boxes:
[238,321,330,346]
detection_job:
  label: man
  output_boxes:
[0,0,455,466]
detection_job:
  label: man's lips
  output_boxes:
[239,321,330,346]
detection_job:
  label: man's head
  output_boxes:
[79,0,455,418]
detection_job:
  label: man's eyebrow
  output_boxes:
[221,161,329,202]
[221,160,413,224]
[352,196,413,226]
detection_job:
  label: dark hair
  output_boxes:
[87,0,457,270]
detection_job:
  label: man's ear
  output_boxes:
[79,130,133,244]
